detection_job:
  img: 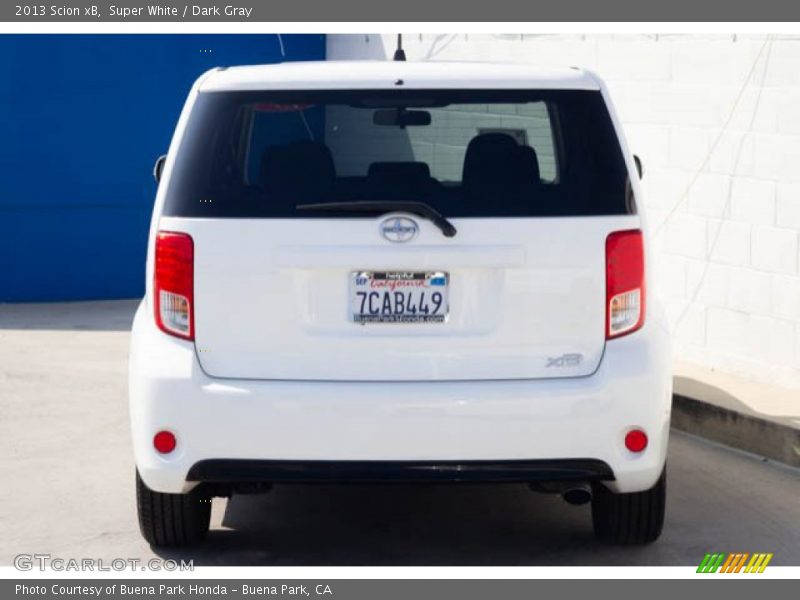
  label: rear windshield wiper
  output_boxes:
[296,201,457,238]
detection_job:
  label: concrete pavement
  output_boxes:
[672,362,800,468]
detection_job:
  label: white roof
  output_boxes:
[199,60,599,92]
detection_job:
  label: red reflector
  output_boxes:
[624,429,648,453]
[606,230,645,339]
[153,431,177,454]
[154,231,194,340]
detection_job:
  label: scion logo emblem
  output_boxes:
[380,217,419,243]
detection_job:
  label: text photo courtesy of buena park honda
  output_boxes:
[1,32,799,568]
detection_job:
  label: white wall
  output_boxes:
[329,34,800,389]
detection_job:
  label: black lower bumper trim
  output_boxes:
[186,458,614,484]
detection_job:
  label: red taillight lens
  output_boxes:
[154,231,194,340]
[606,230,645,339]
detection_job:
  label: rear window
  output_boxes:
[163,89,633,218]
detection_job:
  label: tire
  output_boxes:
[136,470,212,547]
[591,467,666,545]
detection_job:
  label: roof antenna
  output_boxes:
[393,34,406,61]
[276,34,286,59]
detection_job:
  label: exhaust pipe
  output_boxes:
[562,486,592,505]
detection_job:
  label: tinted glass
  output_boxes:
[163,89,633,218]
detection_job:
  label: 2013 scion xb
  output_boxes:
[130,61,672,547]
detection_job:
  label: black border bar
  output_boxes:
[5,1,800,22]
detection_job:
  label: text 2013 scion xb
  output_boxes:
[129,61,672,547]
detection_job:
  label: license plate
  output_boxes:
[351,271,449,323]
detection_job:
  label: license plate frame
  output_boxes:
[350,271,450,324]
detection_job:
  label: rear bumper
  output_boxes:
[129,301,672,495]
[187,458,614,484]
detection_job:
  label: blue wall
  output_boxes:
[0,34,325,302]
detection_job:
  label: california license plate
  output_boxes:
[351,271,449,323]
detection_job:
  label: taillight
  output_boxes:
[154,231,194,340]
[606,230,645,339]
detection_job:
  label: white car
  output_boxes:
[130,60,672,548]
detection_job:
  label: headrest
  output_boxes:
[462,133,521,188]
[462,134,542,199]
[516,145,541,184]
